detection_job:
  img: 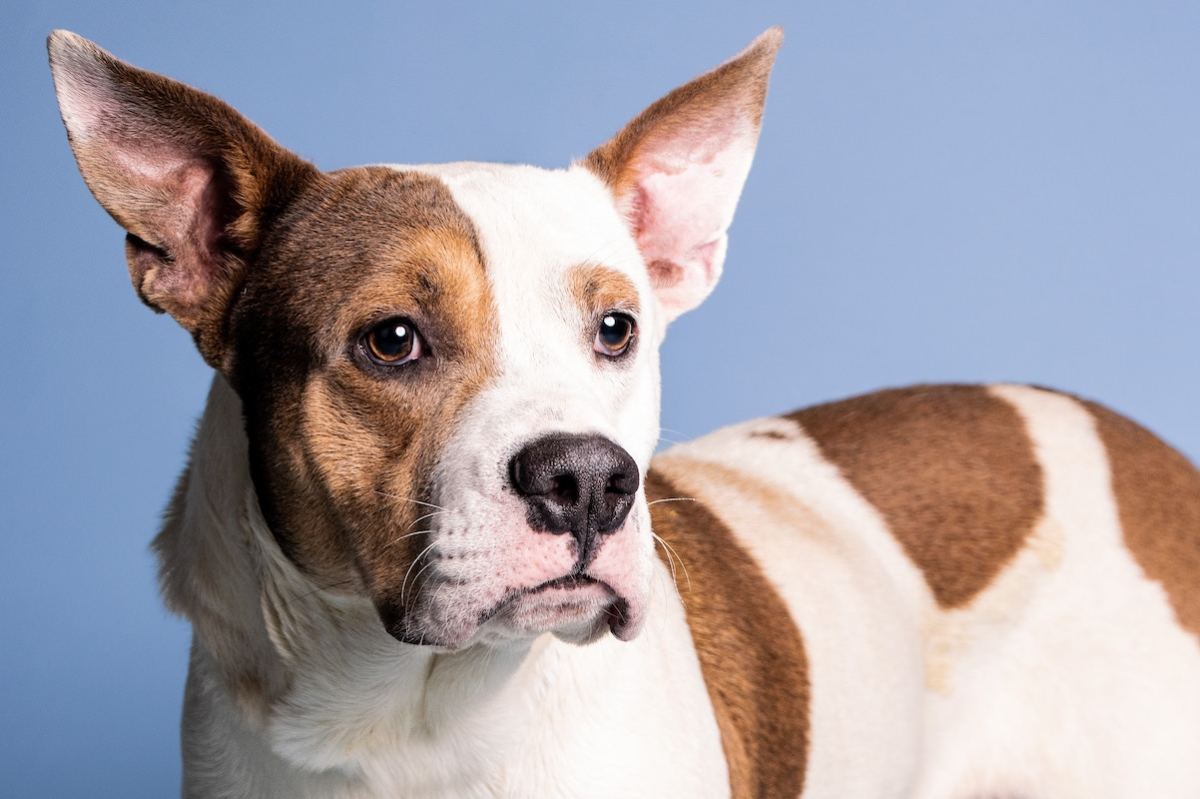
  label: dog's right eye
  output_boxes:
[361,317,424,367]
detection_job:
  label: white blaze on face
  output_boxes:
[421,162,662,461]
[378,30,779,647]
[394,162,662,645]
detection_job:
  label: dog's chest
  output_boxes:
[239,566,727,798]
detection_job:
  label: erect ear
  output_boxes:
[47,30,316,369]
[584,28,781,323]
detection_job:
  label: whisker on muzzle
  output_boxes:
[409,557,442,603]
[400,542,439,607]
[406,509,449,530]
[648,497,695,595]
[646,496,697,507]
[372,490,449,513]
[652,532,693,594]
[392,528,435,546]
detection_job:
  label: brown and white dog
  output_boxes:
[49,26,1200,799]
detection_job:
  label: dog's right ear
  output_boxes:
[48,30,316,370]
[584,29,781,325]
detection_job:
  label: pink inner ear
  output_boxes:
[113,149,228,314]
[622,118,756,318]
[157,159,227,305]
[51,39,230,306]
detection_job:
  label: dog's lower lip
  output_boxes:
[528,574,600,595]
[477,575,612,626]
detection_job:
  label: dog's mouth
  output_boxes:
[526,573,601,596]
[478,574,627,641]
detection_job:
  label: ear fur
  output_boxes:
[585,28,781,322]
[48,30,316,368]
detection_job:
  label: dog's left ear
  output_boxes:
[584,28,781,323]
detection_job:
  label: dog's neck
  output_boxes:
[155,376,555,784]
[153,377,712,796]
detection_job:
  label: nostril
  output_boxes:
[550,474,579,503]
[605,470,639,497]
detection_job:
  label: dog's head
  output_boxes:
[49,29,778,649]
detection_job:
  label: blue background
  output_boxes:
[3,1,1198,795]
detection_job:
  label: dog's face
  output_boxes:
[49,29,778,648]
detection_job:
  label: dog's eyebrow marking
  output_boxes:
[326,227,490,352]
[565,263,641,318]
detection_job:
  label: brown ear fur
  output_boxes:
[583,28,781,321]
[584,28,781,200]
[48,30,316,369]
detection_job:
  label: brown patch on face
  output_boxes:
[565,263,640,318]
[646,470,809,797]
[229,167,499,623]
[790,385,1045,608]
[1085,400,1200,638]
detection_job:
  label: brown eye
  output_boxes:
[363,317,423,366]
[594,312,636,357]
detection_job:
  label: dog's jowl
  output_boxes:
[50,26,1200,799]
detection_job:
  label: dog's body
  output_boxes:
[50,28,1200,799]
[164,378,1200,798]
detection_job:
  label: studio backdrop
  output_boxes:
[3,2,1198,795]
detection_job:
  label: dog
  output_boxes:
[49,26,1200,798]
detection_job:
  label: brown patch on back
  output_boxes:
[1085,400,1200,637]
[790,385,1044,608]
[646,470,809,797]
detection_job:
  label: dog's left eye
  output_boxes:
[594,312,636,357]
[361,317,424,366]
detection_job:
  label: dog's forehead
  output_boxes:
[389,161,648,294]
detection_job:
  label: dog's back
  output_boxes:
[651,383,1200,797]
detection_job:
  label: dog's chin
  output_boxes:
[490,576,619,645]
[383,576,641,651]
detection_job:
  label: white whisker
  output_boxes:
[407,509,448,530]
[392,529,434,546]
[373,490,448,512]
[410,558,441,601]
[400,542,439,606]
[653,534,679,585]
[653,532,692,593]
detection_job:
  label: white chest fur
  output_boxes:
[164,377,725,799]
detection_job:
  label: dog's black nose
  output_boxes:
[509,433,640,560]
